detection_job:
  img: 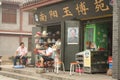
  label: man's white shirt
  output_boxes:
[16,46,27,56]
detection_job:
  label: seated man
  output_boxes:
[38,43,53,67]
[14,42,28,66]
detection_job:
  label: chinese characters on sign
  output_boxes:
[39,12,47,21]
[62,7,73,18]
[94,0,110,12]
[49,10,59,19]
[38,0,110,22]
[76,2,89,15]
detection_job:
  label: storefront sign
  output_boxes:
[34,0,112,24]
[84,50,91,67]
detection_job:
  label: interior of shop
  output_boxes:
[83,21,112,73]
[34,24,61,68]
[47,25,61,46]
[84,21,112,55]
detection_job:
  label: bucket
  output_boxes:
[75,68,84,73]
[109,63,112,69]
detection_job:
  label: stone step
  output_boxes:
[0,71,39,80]
[1,65,69,80]
[1,66,46,77]
[2,60,13,65]
[1,67,37,76]
[41,72,74,80]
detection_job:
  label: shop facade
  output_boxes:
[32,0,113,74]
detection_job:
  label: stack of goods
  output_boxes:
[34,32,41,38]
[52,44,57,51]
[42,31,48,37]
[47,38,52,43]
[55,39,61,49]
[107,56,112,76]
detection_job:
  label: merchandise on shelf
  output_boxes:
[42,31,48,37]
[34,31,41,37]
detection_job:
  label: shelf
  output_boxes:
[39,42,55,44]
[91,62,107,65]
[76,58,83,60]
[75,52,84,68]
[40,35,60,39]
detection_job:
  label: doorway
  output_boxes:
[84,21,112,73]
[63,21,80,70]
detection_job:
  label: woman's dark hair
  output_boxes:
[20,42,24,46]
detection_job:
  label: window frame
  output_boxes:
[28,12,35,25]
[2,7,17,24]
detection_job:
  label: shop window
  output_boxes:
[2,7,17,24]
[29,12,34,25]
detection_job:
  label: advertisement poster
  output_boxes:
[67,27,79,44]
[84,50,91,67]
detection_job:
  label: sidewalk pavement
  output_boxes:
[0,75,18,80]
[0,65,117,80]
[42,71,116,80]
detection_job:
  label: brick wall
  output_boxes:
[113,0,120,79]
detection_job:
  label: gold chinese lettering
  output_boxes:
[62,7,73,18]
[76,2,89,15]
[49,10,59,19]
[39,12,47,21]
[94,0,110,12]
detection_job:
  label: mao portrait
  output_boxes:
[67,27,79,44]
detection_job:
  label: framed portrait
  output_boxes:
[109,0,113,6]
[67,27,79,44]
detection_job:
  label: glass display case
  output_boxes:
[83,50,108,73]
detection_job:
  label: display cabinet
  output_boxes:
[83,50,108,73]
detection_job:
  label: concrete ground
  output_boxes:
[0,65,117,80]
[42,71,116,80]
[0,75,18,80]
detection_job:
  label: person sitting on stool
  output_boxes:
[14,42,28,66]
[38,43,53,67]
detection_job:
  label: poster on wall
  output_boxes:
[84,50,91,67]
[67,27,79,44]
[109,0,113,6]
